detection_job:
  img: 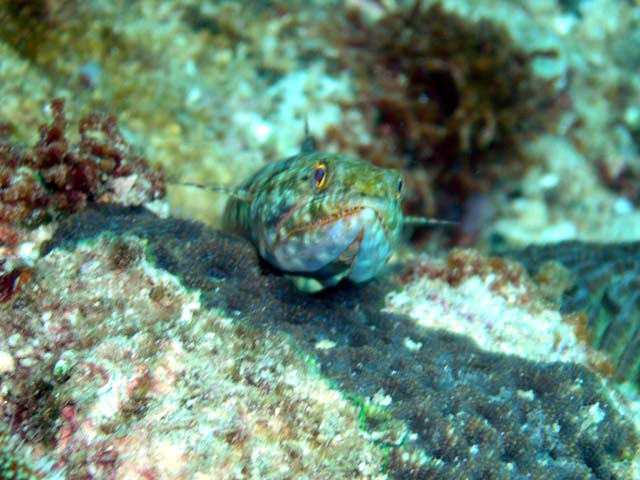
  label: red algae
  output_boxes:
[401,249,535,306]
[0,98,165,228]
[0,98,165,304]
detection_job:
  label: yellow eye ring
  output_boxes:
[313,163,327,189]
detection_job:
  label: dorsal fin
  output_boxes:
[300,117,317,153]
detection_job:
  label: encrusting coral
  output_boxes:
[1,1,640,478]
[2,223,385,479]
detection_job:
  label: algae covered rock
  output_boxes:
[4,204,630,479]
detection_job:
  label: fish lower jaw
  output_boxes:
[270,207,380,274]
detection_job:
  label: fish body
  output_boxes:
[223,150,405,291]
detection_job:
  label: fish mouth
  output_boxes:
[304,227,365,282]
[282,206,369,239]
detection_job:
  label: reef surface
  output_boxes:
[1,204,637,479]
[2,0,640,479]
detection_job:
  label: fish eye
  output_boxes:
[313,163,327,189]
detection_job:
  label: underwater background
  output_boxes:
[1,0,639,478]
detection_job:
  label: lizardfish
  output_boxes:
[181,135,448,292]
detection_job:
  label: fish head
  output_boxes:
[254,152,405,288]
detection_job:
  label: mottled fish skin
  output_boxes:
[223,151,405,290]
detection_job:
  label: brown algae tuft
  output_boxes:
[332,2,561,237]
